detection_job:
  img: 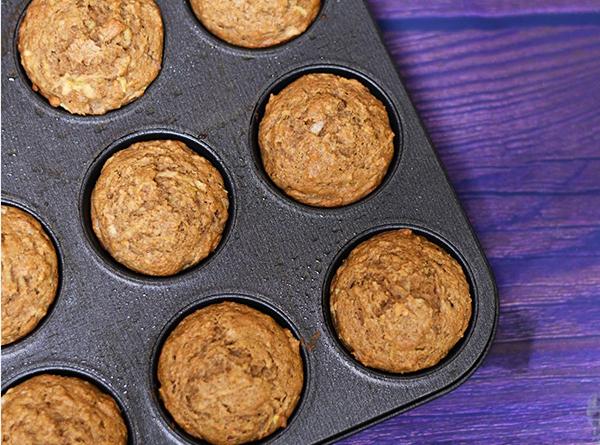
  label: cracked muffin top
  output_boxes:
[190,0,320,48]
[259,73,394,207]
[157,301,304,445]
[1,374,127,445]
[330,229,472,373]
[91,139,228,276]
[1,205,58,345]
[18,0,163,115]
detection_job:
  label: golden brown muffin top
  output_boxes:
[1,374,127,445]
[18,0,163,115]
[330,229,472,373]
[1,205,58,345]
[158,301,304,445]
[259,73,394,207]
[190,0,320,48]
[91,140,229,276]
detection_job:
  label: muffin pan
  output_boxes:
[1,0,498,443]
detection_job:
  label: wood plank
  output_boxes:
[382,27,600,170]
[368,1,600,19]
[494,297,600,342]
[462,194,600,234]
[480,336,600,379]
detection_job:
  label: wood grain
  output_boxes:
[368,1,600,18]
[338,3,600,444]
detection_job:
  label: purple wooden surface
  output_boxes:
[337,2,600,444]
[368,0,600,17]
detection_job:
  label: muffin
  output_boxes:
[18,0,163,115]
[158,302,304,445]
[91,139,229,276]
[190,0,320,48]
[259,73,394,207]
[1,374,127,445]
[330,229,472,373]
[1,205,59,345]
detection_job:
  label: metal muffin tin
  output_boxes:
[1,0,498,443]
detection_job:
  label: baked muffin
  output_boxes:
[91,140,229,276]
[1,205,59,345]
[330,229,472,373]
[158,302,304,445]
[18,0,163,115]
[259,73,394,207]
[1,374,127,445]
[190,0,320,49]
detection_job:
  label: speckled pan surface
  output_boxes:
[1,0,498,444]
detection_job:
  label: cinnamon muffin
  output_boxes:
[330,229,472,373]
[1,205,59,345]
[158,302,304,445]
[18,0,163,115]
[1,374,127,445]
[190,0,320,48]
[259,73,395,207]
[91,140,229,276]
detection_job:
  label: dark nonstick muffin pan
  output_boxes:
[1,0,498,443]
